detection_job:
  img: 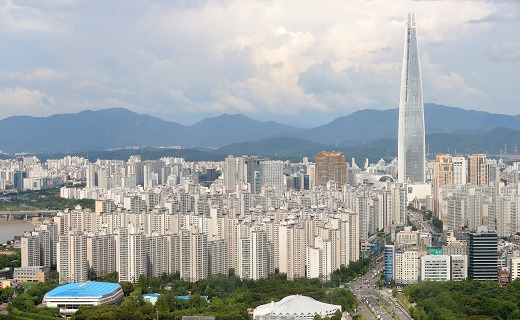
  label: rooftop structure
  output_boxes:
[253,294,341,319]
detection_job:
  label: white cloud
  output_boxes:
[487,42,520,62]
[421,55,489,109]
[0,0,518,125]
[0,0,71,33]
[0,87,55,117]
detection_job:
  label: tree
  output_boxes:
[119,282,134,296]
[137,274,148,292]
[0,287,14,302]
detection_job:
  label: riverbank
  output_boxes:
[0,221,35,243]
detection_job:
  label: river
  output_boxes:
[0,221,35,243]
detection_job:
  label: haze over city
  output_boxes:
[0,0,519,127]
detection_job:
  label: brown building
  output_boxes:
[433,154,453,214]
[468,154,488,186]
[315,151,347,189]
[13,266,47,283]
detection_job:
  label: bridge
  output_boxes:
[0,211,57,221]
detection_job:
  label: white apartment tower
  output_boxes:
[57,232,88,284]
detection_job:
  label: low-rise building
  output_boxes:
[253,295,341,320]
[13,266,47,283]
[421,255,450,281]
[395,250,418,285]
[451,255,468,281]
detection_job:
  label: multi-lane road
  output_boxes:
[349,260,412,320]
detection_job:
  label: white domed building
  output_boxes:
[253,295,341,320]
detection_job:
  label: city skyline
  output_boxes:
[0,1,518,127]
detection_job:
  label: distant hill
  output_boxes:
[216,127,520,163]
[0,108,187,153]
[217,137,331,160]
[0,108,301,153]
[296,103,520,144]
[1,104,519,154]
[184,114,304,147]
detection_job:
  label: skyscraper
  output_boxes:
[398,13,425,183]
[315,151,347,189]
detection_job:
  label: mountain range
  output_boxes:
[0,104,519,160]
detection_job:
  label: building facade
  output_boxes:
[397,13,425,184]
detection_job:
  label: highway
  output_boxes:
[349,259,413,320]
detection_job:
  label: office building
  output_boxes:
[245,156,267,194]
[395,250,418,285]
[451,255,468,281]
[398,13,425,184]
[13,170,27,190]
[315,151,347,189]
[421,255,450,281]
[13,266,47,283]
[384,245,394,281]
[468,232,498,281]
[509,257,520,281]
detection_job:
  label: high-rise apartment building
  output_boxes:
[208,239,228,277]
[469,154,488,186]
[57,232,88,284]
[433,155,453,195]
[21,233,41,268]
[224,155,247,193]
[87,233,116,279]
[147,234,168,278]
[260,161,285,196]
[315,151,347,189]
[398,13,425,184]
[452,156,468,185]
[190,232,208,282]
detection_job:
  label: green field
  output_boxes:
[0,187,94,212]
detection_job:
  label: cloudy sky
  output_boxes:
[0,0,518,127]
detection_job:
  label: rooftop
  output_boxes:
[45,281,121,298]
[254,294,340,317]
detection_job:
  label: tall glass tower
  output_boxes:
[398,13,425,183]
